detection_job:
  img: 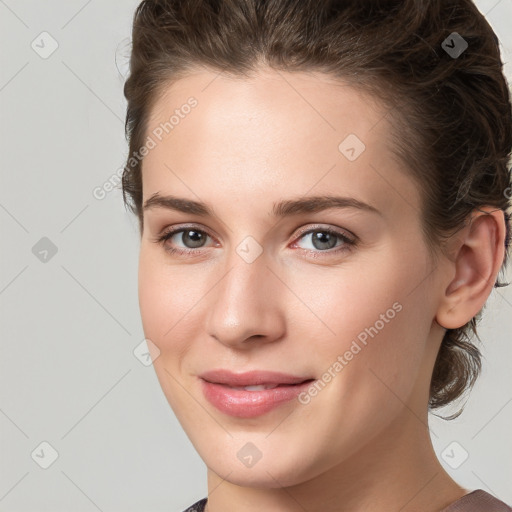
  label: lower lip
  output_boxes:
[200,379,315,418]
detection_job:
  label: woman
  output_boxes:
[121,0,512,510]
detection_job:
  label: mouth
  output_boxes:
[198,370,316,418]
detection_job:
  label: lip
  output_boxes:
[199,369,315,418]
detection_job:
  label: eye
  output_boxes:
[153,224,357,258]
[292,226,356,256]
[155,226,214,256]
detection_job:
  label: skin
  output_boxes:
[137,67,506,512]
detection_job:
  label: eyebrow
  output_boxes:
[143,193,382,218]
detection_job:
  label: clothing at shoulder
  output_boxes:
[182,497,207,512]
[183,490,512,512]
[440,490,512,512]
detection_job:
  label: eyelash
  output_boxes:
[154,224,357,258]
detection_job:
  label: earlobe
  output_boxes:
[435,207,506,330]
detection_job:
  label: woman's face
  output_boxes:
[138,68,447,487]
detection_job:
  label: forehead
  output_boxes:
[141,67,419,219]
[146,67,387,148]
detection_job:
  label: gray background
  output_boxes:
[0,1,511,511]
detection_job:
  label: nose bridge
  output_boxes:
[205,244,285,346]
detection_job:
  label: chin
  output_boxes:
[203,448,321,489]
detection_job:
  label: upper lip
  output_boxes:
[199,369,314,387]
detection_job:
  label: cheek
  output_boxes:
[138,249,204,346]
[290,276,430,463]
[284,258,408,347]
[138,251,202,413]
[288,249,433,398]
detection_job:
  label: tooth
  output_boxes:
[231,384,279,391]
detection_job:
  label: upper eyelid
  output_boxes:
[160,224,216,242]
[294,224,355,240]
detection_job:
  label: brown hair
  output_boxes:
[121,0,512,419]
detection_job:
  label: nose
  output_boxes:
[205,249,287,349]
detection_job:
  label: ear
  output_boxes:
[435,207,507,330]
